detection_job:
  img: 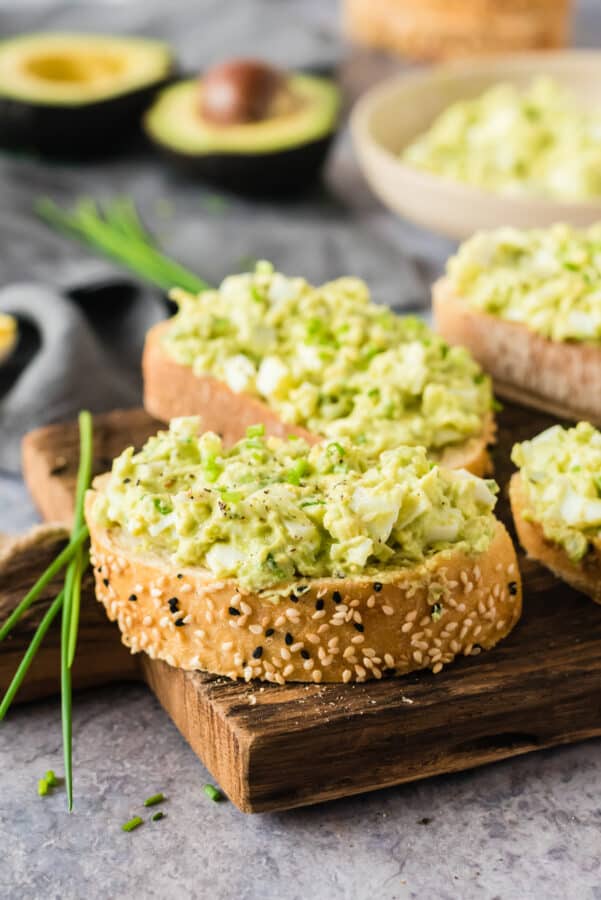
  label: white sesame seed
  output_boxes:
[351,634,365,645]
[342,669,352,683]
[221,641,233,651]
[432,662,443,674]
[306,633,320,644]
[274,615,286,628]
[150,588,162,598]
[249,624,263,635]
[413,650,423,664]
[384,653,395,667]
[280,647,291,661]
[382,606,394,616]
[143,615,153,626]
[401,622,413,633]
[303,659,314,672]
[180,583,192,594]
[355,665,366,678]
[240,601,252,616]
[283,664,294,677]
[312,610,326,620]
[290,642,304,653]
[312,670,323,683]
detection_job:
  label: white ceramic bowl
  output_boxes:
[351,51,601,239]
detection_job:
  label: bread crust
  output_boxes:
[86,487,522,684]
[509,473,601,605]
[142,320,494,476]
[433,277,601,426]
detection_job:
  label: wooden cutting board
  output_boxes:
[3,404,601,813]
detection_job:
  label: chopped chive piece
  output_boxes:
[143,792,166,807]
[203,784,223,802]
[121,816,143,833]
[45,770,59,786]
[492,398,504,412]
[38,778,49,797]
[152,811,165,822]
[246,424,265,438]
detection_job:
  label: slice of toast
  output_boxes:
[86,480,522,684]
[433,277,601,426]
[509,472,601,605]
[142,320,495,476]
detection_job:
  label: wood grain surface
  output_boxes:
[5,404,601,813]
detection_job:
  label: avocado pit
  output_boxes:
[200,59,291,126]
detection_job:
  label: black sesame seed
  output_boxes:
[353,622,364,633]
[176,573,183,579]
[300,649,310,660]
[315,598,324,611]
[252,646,263,659]
[228,606,241,616]
[168,597,179,613]
[265,628,275,637]
[508,581,518,596]
[128,594,137,603]
[285,632,293,645]
[123,478,131,484]
[332,590,342,603]
[373,582,383,592]
[174,619,186,627]
[289,592,298,602]
[102,578,109,587]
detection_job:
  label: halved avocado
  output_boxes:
[143,73,340,193]
[0,33,174,156]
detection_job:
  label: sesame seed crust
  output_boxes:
[86,489,522,684]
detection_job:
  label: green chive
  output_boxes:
[0,528,87,642]
[121,816,143,833]
[0,590,64,720]
[203,784,223,802]
[246,424,265,438]
[45,770,59,786]
[38,778,49,797]
[36,197,211,295]
[143,793,166,807]
[151,811,165,822]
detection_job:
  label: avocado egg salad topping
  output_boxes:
[512,422,601,562]
[93,418,499,594]
[163,262,492,458]
[447,224,601,343]
[402,77,601,199]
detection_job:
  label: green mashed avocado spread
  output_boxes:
[512,422,601,562]
[402,77,601,199]
[162,261,492,458]
[94,418,499,593]
[447,224,601,343]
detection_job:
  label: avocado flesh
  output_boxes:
[0,33,172,105]
[144,74,340,155]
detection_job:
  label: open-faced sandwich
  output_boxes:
[434,224,601,424]
[143,262,496,475]
[510,422,601,604]
[86,417,522,684]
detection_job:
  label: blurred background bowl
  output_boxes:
[351,50,601,239]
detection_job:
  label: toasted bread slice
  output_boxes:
[509,472,601,605]
[142,320,495,475]
[433,277,601,425]
[86,481,521,685]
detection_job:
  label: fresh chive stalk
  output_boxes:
[0,528,87,642]
[36,197,211,295]
[0,590,64,721]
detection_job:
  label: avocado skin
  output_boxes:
[0,76,173,158]
[151,132,336,195]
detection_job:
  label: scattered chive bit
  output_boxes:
[203,784,223,802]
[143,792,166,807]
[38,778,49,797]
[246,423,265,438]
[152,812,165,822]
[45,770,60,787]
[121,816,144,833]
